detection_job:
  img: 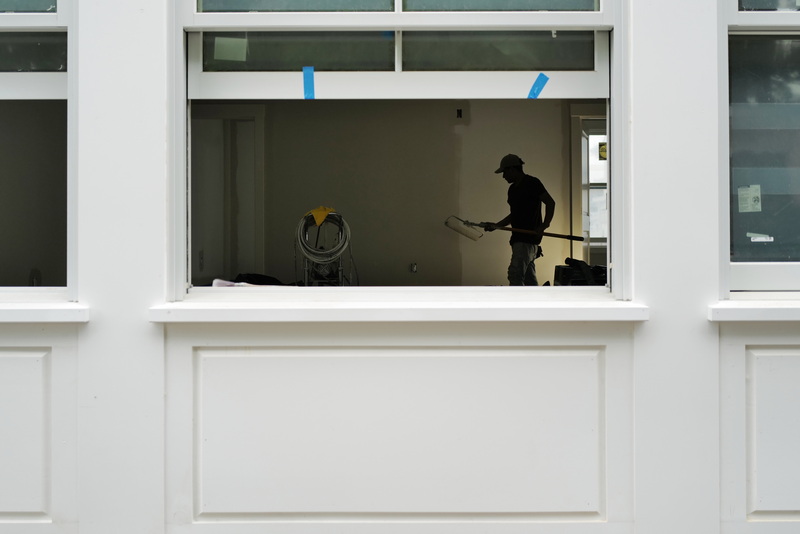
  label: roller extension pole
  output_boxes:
[459,217,584,242]
[489,226,584,242]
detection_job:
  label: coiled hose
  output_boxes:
[295,213,351,264]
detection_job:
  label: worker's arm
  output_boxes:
[486,214,511,231]
[536,190,556,234]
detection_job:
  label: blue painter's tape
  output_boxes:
[528,72,550,99]
[303,66,315,100]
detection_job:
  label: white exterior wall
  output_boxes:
[629,1,721,533]
[2,2,800,534]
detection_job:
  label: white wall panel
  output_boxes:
[721,325,800,534]
[0,325,77,533]
[0,349,50,519]
[167,323,633,533]
[195,347,602,517]
[747,347,800,517]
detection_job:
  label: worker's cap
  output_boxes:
[495,154,525,173]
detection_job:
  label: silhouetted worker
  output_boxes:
[486,154,555,286]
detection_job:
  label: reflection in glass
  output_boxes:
[739,0,799,10]
[0,101,67,286]
[589,134,608,184]
[406,0,597,11]
[198,0,392,12]
[729,36,800,261]
[0,32,67,72]
[403,31,594,71]
[0,0,55,12]
[203,32,395,72]
[589,189,607,239]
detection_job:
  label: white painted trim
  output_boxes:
[729,10,800,31]
[609,3,628,300]
[0,13,62,28]
[0,302,89,323]
[730,263,800,291]
[709,300,800,321]
[170,29,190,302]
[184,11,614,31]
[190,69,609,100]
[150,287,648,323]
[66,5,77,301]
[718,3,731,300]
[149,302,647,322]
[0,73,67,99]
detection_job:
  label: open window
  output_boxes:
[178,7,617,293]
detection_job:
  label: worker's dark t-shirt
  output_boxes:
[507,174,546,245]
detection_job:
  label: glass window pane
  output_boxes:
[0,0,55,13]
[0,101,67,287]
[729,35,800,262]
[589,134,607,184]
[589,188,607,238]
[739,0,800,11]
[198,0,392,12]
[402,31,594,71]
[203,32,395,72]
[0,32,67,72]
[405,0,597,11]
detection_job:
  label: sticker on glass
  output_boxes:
[738,184,761,213]
[747,232,773,243]
[214,36,247,62]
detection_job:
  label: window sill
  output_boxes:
[709,299,800,322]
[0,302,90,323]
[150,286,648,323]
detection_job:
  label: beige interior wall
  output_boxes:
[456,99,572,286]
[194,98,589,286]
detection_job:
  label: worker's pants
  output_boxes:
[508,242,540,286]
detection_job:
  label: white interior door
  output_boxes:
[190,104,266,286]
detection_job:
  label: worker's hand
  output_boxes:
[532,224,549,237]
[482,222,497,232]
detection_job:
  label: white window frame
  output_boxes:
[725,2,800,292]
[0,1,78,308]
[158,0,645,321]
[188,31,609,100]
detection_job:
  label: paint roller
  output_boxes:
[444,216,484,241]
[444,215,584,242]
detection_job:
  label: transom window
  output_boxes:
[0,0,56,13]
[0,32,66,72]
[201,30,595,73]
[738,0,800,11]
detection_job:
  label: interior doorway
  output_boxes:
[570,106,608,269]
